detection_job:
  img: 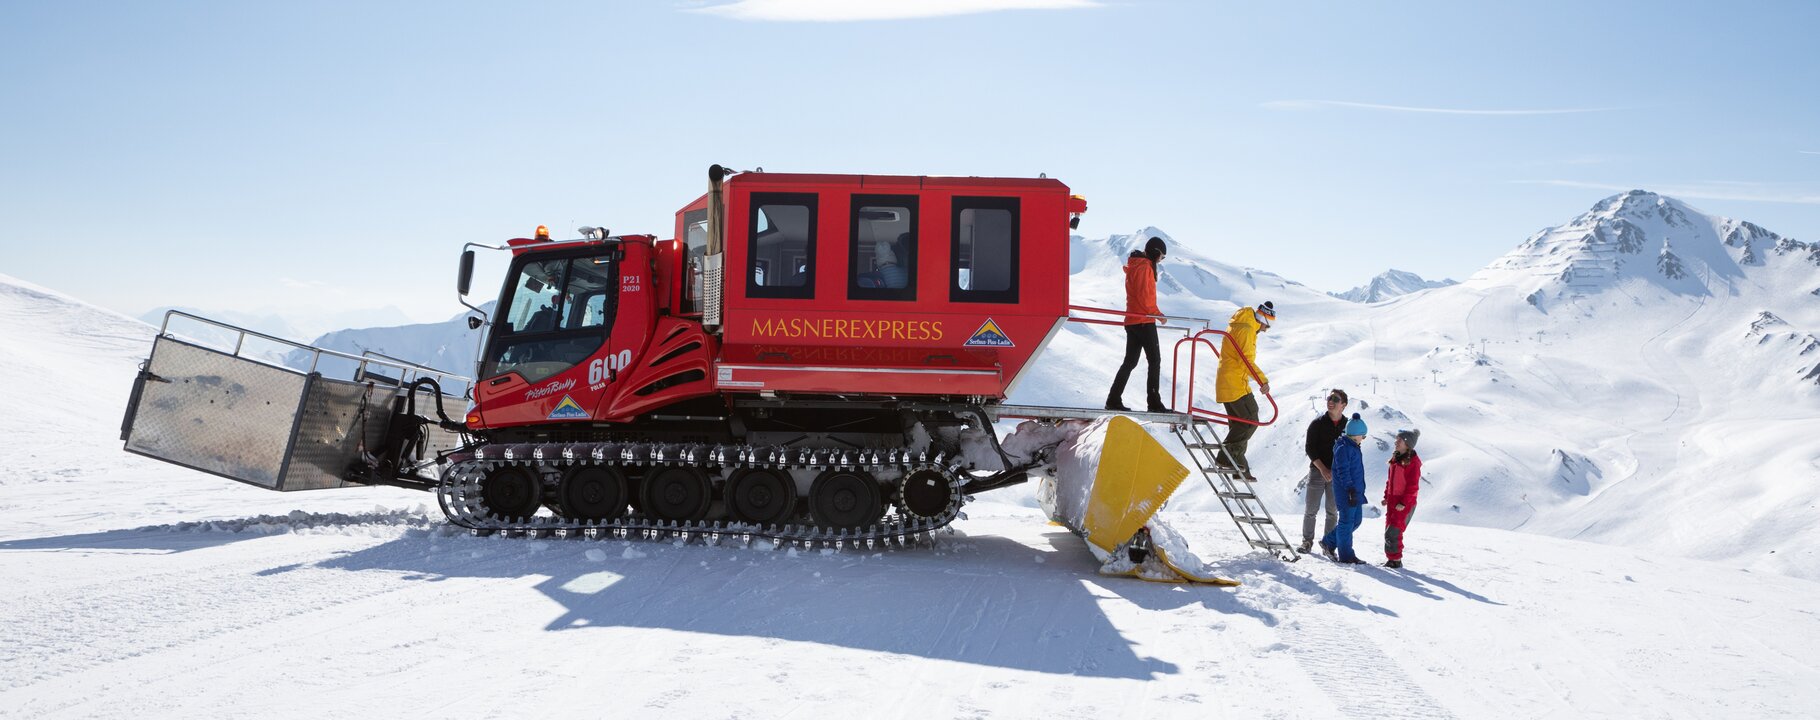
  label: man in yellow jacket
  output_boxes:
[1214,301,1275,478]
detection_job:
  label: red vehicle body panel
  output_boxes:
[711,173,1071,399]
[472,172,1074,431]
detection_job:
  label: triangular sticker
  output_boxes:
[547,394,589,420]
[963,318,1014,347]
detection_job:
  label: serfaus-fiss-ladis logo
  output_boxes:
[547,395,589,420]
[524,378,576,401]
[964,318,1013,347]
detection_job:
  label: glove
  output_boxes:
[1346,489,1359,505]
[1395,503,1406,511]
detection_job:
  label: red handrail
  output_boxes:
[1170,329,1278,427]
[1066,304,1277,426]
[1065,304,1203,329]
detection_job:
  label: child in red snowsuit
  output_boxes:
[1383,429,1421,568]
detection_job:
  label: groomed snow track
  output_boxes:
[437,440,969,550]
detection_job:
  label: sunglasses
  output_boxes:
[1326,397,1346,404]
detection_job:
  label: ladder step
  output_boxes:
[1250,539,1293,549]
[1218,491,1258,500]
[1184,442,1223,449]
[1233,517,1275,524]
[1205,469,1257,482]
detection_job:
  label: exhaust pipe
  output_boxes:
[704,164,729,332]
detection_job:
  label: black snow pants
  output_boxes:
[1216,392,1260,473]
[1107,323,1162,409]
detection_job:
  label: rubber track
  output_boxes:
[435,441,967,549]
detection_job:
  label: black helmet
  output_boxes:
[1144,236,1167,262]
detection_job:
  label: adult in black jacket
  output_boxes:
[1299,388,1349,553]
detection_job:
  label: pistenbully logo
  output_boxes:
[524,378,576,401]
[963,318,1013,347]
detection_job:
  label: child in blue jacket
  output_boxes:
[1319,413,1368,564]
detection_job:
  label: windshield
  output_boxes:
[483,253,618,384]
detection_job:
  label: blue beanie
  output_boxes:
[1345,412,1368,437]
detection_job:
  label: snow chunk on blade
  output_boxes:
[1032,416,1239,586]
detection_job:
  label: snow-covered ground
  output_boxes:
[4,190,1819,717]
[6,500,1819,719]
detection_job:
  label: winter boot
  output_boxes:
[1384,560,1402,569]
[1297,541,1313,554]
[1319,540,1337,560]
[1105,397,1131,412]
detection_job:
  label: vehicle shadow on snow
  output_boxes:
[310,526,1199,680]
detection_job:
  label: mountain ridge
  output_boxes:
[1331,269,1458,303]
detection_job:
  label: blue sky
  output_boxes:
[3,0,1816,326]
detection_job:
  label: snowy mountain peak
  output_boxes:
[1101,226,1174,259]
[1472,190,1808,307]
[1068,227,1337,316]
[1588,189,1700,229]
[1330,269,1457,303]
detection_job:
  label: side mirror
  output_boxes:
[457,250,475,296]
[467,316,483,330]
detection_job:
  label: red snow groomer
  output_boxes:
[122,166,1293,558]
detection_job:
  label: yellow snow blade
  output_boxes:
[1082,416,1189,554]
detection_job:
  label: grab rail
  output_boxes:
[1066,304,1276,427]
[1169,329,1278,427]
[1065,304,1210,333]
[158,310,473,389]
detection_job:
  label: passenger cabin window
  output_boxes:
[746,193,817,299]
[951,196,1019,303]
[849,195,917,301]
[682,208,708,313]
[484,254,618,384]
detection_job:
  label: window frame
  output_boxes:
[481,247,621,383]
[949,196,1020,304]
[745,192,819,300]
[680,208,708,314]
[847,194,919,302]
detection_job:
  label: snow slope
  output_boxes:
[4,268,1820,718]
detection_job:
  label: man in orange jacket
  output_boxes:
[1106,237,1169,412]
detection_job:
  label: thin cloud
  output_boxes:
[1800,150,1820,155]
[1262,99,1617,116]
[280,278,332,289]
[1519,155,1623,167]
[691,0,1098,22]
[1516,179,1820,206]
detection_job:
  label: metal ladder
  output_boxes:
[1174,417,1300,561]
